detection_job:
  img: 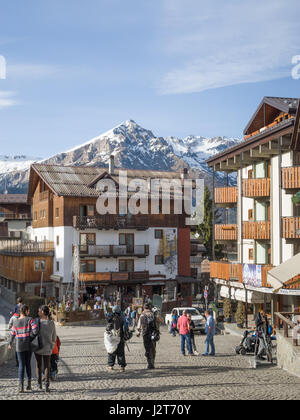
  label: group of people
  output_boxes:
[104,303,161,371]
[170,309,216,357]
[7,297,61,394]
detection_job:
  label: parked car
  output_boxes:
[165,307,206,333]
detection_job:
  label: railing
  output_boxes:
[243,221,270,240]
[214,187,237,204]
[0,240,54,255]
[80,271,149,283]
[243,178,270,197]
[210,261,273,287]
[74,215,150,230]
[282,217,300,239]
[275,312,300,346]
[282,167,300,189]
[0,213,31,220]
[79,244,149,258]
[215,224,238,241]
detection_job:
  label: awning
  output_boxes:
[50,275,62,282]
[267,252,300,291]
[220,285,266,303]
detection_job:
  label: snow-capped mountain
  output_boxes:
[0,120,241,193]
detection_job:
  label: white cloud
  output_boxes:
[0,91,17,108]
[158,0,300,94]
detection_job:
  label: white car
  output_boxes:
[165,307,206,334]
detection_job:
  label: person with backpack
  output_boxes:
[137,303,160,369]
[7,304,39,393]
[34,305,57,392]
[50,335,61,381]
[105,305,129,372]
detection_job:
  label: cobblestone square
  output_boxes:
[1,325,300,400]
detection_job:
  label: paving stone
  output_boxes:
[1,325,300,400]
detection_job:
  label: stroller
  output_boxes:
[235,330,256,355]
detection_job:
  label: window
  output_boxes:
[249,249,254,261]
[248,209,253,221]
[119,233,134,251]
[155,229,163,239]
[119,259,134,272]
[80,233,95,252]
[248,170,253,179]
[34,260,46,271]
[56,236,60,246]
[80,260,96,273]
[56,261,60,272]
[55,208,59,218]
[87,205,95,216]
[34,211,37,221]
[155,255,164,265]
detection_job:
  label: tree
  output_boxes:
[194,186,223,259]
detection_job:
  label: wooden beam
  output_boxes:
[250,148,271,159]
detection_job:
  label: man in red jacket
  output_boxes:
[177,310,193,356]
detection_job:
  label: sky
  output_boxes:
[0,0,300,158]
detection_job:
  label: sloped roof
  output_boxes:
[0,194,28,204]
[243,96,299,135]
[28,164,184,201]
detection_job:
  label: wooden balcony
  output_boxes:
[210,261,273,287]
[282,167,300,189]
[214,187,237,206]
[243,179,270,198]
[79,271,149,284]
[243,221,270,240]
[74,215,149,230]
[0,240,55,256]
[0,213,31,220]
[215,224,238,241]
[79,244,149,258]
[282,217,300,239]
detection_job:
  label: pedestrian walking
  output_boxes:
[202,309,215,356]
[187,313,199,355]
[34,305,57,392]
[7,304,38,393]
[169,309,179,337]
[137,303,160,369]
[130,306,137,330]
[105,305,128,372]
[50,335,61,381]
[177,310,193,356]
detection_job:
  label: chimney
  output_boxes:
[180,167,188,179]
[109,155,115,175]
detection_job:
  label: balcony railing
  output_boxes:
[215,224,238,241]
[282,167,300,189]
[0,213,31,220]
[73,215,149,230]
[282,217,300,239]
[214,187,237,205]
[243,221,270,240]
[79,271,149,283]
[210,261,273,287]
[243,178,270,197]
[0,240,54,255]
[79,244,149,258]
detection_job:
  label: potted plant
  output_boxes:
[292,191,300,205]
[223,298,232,323]
[235,301,245,328]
